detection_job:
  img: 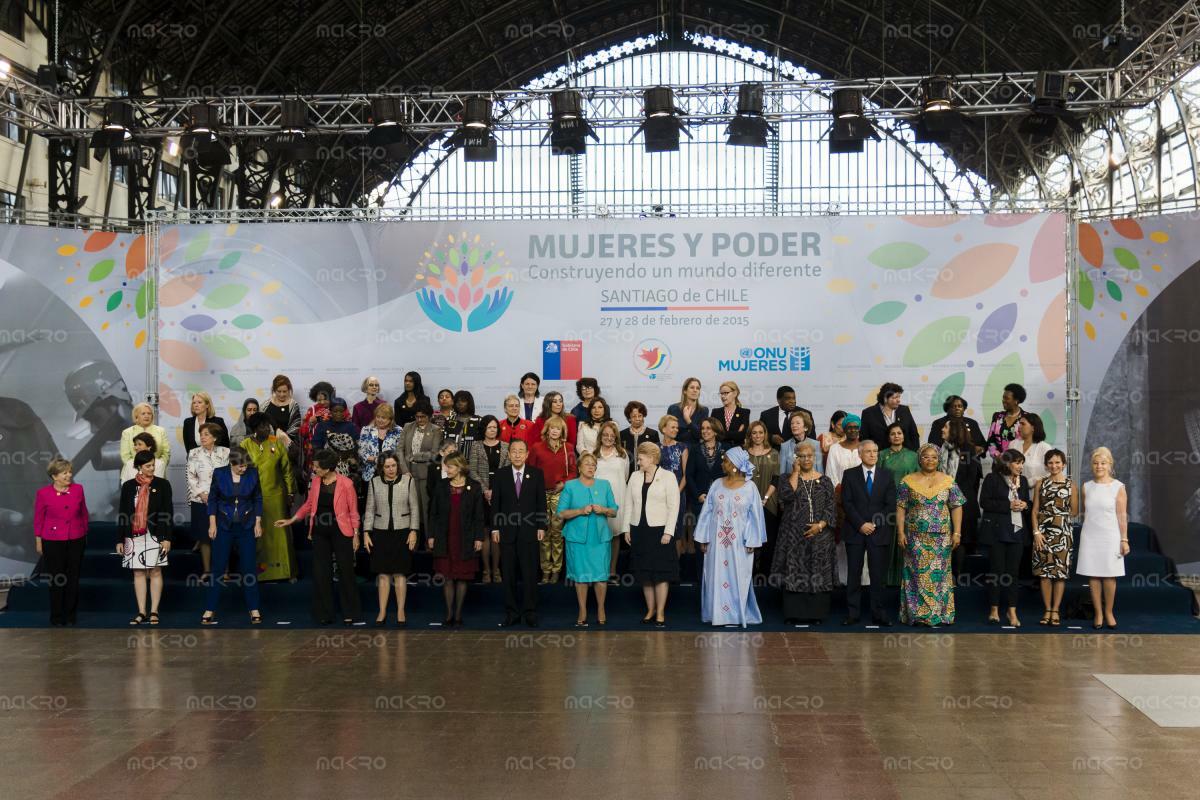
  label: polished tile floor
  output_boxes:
[3,629,1200,800]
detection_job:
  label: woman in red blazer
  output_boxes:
[529,391,578,447]
[278,449,362,624]
[499,394,536,446]
[34,457,90,626]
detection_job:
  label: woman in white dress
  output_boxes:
[576,397,609,456]
[592,421,630,582]
[1015,413,1051,484]
[1076,447,1129,629]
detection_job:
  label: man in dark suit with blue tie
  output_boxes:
[841,440,897,626]
[489,439,547,627]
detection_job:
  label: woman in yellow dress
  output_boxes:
[242,413,298,581]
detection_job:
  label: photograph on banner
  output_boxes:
[1076,210,1200,568]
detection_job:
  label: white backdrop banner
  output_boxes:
[151,213,1067,446]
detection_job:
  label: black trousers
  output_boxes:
[311,526,361,622]
[500,531,540,618]
[988,540,1023,609]
[844,542,890,620]
[42,537,85,624]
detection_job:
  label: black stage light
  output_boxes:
[726,82,772,147]
[634,86,691,153]
[827,88,879,153]
[544,89,598,155]
[91,100,135,149]
[180,103,231,167]
[1018,71,1084,140]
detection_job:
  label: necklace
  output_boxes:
[800,476,815,523]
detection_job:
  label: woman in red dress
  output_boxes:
[427,452,486,626]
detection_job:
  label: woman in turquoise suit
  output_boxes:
[557,451,618,627]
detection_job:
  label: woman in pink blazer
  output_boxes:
[33,457,90,625]
[277,449,362,624]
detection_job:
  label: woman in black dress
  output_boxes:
[684,417,726,581]
[392,371,429,428]
[363,452,420,625]
[427,453,486,626]
[771,441,837,624]
[939,417,983,578]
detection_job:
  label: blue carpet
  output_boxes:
[4,522,1196,633]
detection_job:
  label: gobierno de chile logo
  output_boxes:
[415,232,514,332]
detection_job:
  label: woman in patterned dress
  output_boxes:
[658,414,689,576]
[1031,448,1078,626]
[771,441,837,624]
[897,444,965,626]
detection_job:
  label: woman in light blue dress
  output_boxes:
[558,452,618,626]
[694,447,767,627]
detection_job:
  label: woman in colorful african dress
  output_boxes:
[1031,447,1078,626]
[896,444,965,626]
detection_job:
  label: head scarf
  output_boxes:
[723,446,755,479]
[841,413,862,428]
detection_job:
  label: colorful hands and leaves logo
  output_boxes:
[415,232,514,332]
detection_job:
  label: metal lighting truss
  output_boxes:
[0,70,1122,138]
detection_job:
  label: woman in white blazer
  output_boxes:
[620,442,680,627]
[363,453,421,625]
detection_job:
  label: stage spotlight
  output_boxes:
[90,101,135,149]
[36,62,76,92]
[180,102,231,167]
[367,97,408,146]
[543,89,598,156]
[445,96,497,161]
[463,96,492,129]
[366,98,417,160]
[726,82,772,147]
[268,99,316,159]
[634,86,691,153]
[827,88,878,154]
[1018,71,1084,140]
[912,76,963,144]
[268,192,284,208]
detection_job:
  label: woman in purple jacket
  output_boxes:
[33,456,90,626]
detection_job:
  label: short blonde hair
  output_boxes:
[658,413,679,432]
[577,451,598,469]
[131,402,155,424]
[373,404,395,423]
[46,456,72,480]
[503,394,520,407]
[1091,446,1116,475]
[636,442,662,465]
[191,391,215,417]
[541,415,567,442]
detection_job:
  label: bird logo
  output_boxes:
[634,339,670,378]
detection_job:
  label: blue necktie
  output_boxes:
[866,469,874,495]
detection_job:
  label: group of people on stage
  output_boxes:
[32,372,1130,630]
